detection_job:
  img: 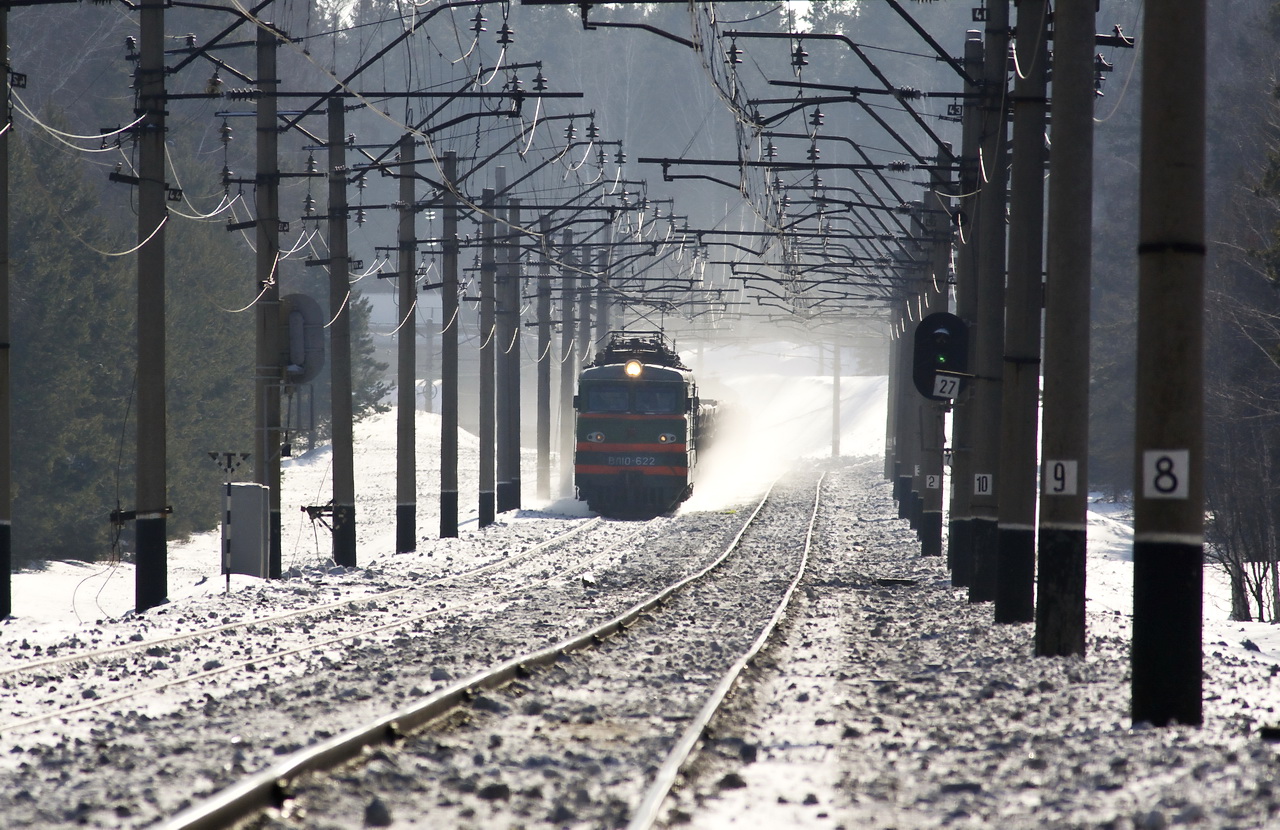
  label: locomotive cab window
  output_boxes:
[633,386,683,414]
[584,384,631,413]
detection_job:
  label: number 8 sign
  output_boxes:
[1142,449,1190,499]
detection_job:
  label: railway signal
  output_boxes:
[912,311,968,401]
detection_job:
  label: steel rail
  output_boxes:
[0,517,602,680]
[628,471,826,830]
[2,517,631,736]
[160,483,779,830]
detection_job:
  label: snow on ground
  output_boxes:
[7,354,1280,728]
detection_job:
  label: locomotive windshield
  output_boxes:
[581,382,685,414]
[634,387,682,414]
[585,384,630,413]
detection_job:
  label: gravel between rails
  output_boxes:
[0,503,756,828]
[243,470,824,830]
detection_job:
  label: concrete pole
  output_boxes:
[1131,0,1206,727]
[440,152,460,538]
[254,23,283,579]
[994,0,1049,624]
[135,0,168,610]
[496,184,521,514]
[948,30,985,587]
[395,134,416,551]
[1035,0,1095,657]
[967,0,1010,604]
[577,247,592,363]
[831,342,841,458]
[0,9,9,619]
[558,231,577,497]
[479,189,496,527]
[536,216,552,500]
[327,98,356,567]
[921,161,954,559]
[506,199,522,510]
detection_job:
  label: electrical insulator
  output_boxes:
[219,121,233,145]
[306,154,317,174]
[807,142,820,162]
[587,120,599,141]
[565,122,576,142]
[205,70,223,97]
[792,43,808,68]
[533,70,548,91]
[355,208,367,226]
[809,107,824,127]
[185,33,196,48]
[725,41,743,66]
[304,194,316,215]
[497,22,514,46]
[615,148,626,165]
[472,10,487,33]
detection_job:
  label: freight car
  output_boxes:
[573,332,718,517]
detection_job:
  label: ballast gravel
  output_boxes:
[3,459,1280,829]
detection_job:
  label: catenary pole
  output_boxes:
[396,134,417,551]
[479,188,496,527]
[328,98,357,567]
[948,30,984,587]
[0,8,9,619]
[994,0,1049,623]
[440,152,460,538]
[536,216,553,500]
[1035,0,1095,656]
[921,156,954,559]
[968,0,1010,604]
[558,230,577,497]
[254,22,283,579]
[1131,0,1206,727]
[135,0,169,610]
[831,341,841,458]
[501,197,517,509]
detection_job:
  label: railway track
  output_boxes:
[0,515,657,737]
[157,470,825,830]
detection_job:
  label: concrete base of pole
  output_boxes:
[396,504,415,552]
[135,516,168,612]
[440,491,458,539]
[333,505,356,567]
[994,526,1036,623]
[269,512,282,579]
[949,518,973,587]
[479,491,495,528]
[1132,540,1203,726]
[497,481,516,514]
[1035,526,1087,656]
[969,518,998,603]
[920,510,943,556]
[895,476,912,518]
[0,523,8,618]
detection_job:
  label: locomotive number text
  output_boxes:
[607,456,658,467]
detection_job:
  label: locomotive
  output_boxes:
[573,331,718,517]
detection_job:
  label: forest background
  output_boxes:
[7,0,1280,623]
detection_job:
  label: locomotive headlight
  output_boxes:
[658,433,678,444]
[624,360,643,378]
[587,431,606,443]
